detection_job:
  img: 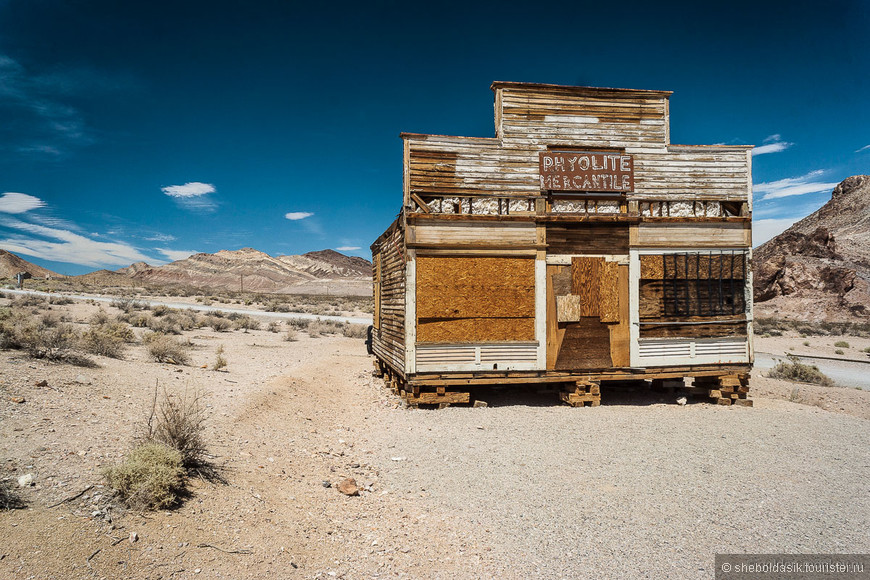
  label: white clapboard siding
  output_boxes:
[415,343,539,372]
[637,338,749,366]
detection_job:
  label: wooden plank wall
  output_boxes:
[372,225,406,374]
[495,83,669,149]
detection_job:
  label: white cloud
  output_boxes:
[336,246,361,251]
[285,212,313,220]
[752,134,793,156]
[753,218,800,247]
[161,182,215,198]
[753,170,839,201]
[0,217,154,267]
[856,144,870,153]
[0,192,46,214]
[157,248,198,262]
[144,233,177,242]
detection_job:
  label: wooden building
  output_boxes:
[370,82,753,407]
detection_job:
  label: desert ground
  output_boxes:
[1,292,869,579]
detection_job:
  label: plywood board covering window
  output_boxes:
[416,257,535,343]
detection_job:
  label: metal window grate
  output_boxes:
[662,251,746,317]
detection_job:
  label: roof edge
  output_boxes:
[490,81,673,97]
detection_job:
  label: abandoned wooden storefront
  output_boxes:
[371,82,753,407]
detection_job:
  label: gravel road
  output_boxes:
[755,351,870,391]
[364,391,870,578]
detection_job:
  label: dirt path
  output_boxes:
[2,296,869,578]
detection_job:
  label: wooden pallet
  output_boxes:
[559,381,601,407]
[692,373,752,407]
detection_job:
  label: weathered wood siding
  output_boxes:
[371,222,406,374]
[495,82,670,149]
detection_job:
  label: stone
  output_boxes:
[337,478,359,496]
[17,473,34,487]
[321,480,331,488]
[129,531,139,543]
[676,396,688,406]
[9,396,25,404]
[473,400,488,408]
[35,380,48,388]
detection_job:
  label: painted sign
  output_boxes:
[539,151,634,192]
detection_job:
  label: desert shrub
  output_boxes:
[0,478,25,510]
[283,329,298,342]
[205,316,232,332]
[147,334,191,364]
[151,304,170,317]
[267,321,281,333]
[113,297,149,313]
[835,349,844,355]
[103,442,185,510]
[15,294,45,308]
[38,312,63,328]
[307,320,347,338]
[864,347,870,353]
[81,324,130,358]
[803,341,810,347]
[89,310,111,325]
[833,340,849,348]
[287,318,311,330]
[145,387,209,469]
[48,296,74,305]
[18,321,79,360]
[147,314,182,335]
[264,300,291,313]
[232,315,260,331]
[212,345,227,371]
[342,323,368,339]
[116,311,152,328]
[768,355,835,386]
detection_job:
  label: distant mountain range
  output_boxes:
[1,248,372,296]
[754,175,870,321]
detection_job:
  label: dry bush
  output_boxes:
[283,329,298,342]
[81,322,134,358]
[116,310,152,328]
[768,355,835,386]
[19,321,79,360]
[212,345,227,371]
[147,314,182,335]
[232,315,260,331]
[205,316,232,332]
[112,297,149,313]
[103,442,185,510]
[833,340,850,348]
[151,304,171,317]
[48,296,74,305]
[307,319,346,338]
[288,318,311,330]
[145,386,209,469]
[15,294,46,308]
[0,478,25,510]
[267,321,281,333]
[342,323,368,339]
[89,310,110,325]
[147,334,192,364]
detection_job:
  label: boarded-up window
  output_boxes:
[416,257,535,343]
[639,251,748,338]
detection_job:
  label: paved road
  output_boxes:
[2,288,374,326]
[755,351,870,390]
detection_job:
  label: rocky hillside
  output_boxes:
[754,175,870,321]
[125,248,371,295]
[0,249,62,280]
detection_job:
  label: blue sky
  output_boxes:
[0,0,867,275]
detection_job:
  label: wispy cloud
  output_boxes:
[285,211,313,220]
[752,134,793,157]
[156,248,198,262]
[0,192,46,214]
[0,216,154,268]
[0,54,95,157]
[856,144,870,153]
[144,232,177,242]
[162,182,217,213]
[753,170,839,201]
[336,246,360,251]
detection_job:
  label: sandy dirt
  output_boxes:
[1,297,869,579]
